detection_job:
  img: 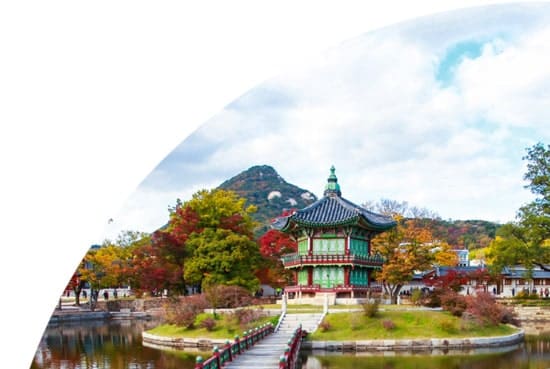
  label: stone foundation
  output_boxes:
[303,330,524,351]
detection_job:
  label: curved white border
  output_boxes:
[0,1,521,368]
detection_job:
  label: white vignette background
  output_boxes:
[0,1,537,368]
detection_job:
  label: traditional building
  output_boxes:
[273,166,396,304]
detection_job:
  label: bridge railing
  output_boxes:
[195,322,274,369]
[278,324,302,369]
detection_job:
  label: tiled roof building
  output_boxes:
[274,166,396,303]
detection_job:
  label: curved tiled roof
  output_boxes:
[272,167,396,233]
[273,194,396,231]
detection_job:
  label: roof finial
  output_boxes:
[324,165,341,197]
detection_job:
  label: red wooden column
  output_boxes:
[308,267,313,286]
[344,267,350,286]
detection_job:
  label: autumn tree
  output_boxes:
[78,243,133,305]
[488,143,550,272]
[433,241,459,267]
[129,230,187,295]
[64,270,87,305]
[256,228,297,287]
[372,216,435,304]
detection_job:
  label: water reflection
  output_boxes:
[31,319,200,369]
[300,335,550,369]
[31,319,550,369]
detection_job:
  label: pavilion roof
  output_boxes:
[272,166,396,232]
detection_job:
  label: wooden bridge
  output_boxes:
[195,313,323,369]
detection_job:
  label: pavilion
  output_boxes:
[272,166,396,305]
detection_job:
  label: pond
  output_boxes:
[31,319,204,369]
[31,320,550,369]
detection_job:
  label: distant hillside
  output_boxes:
[431,219,500,250]
[217,165,501,246]
[218,165,318,235]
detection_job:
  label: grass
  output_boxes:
[147,313,278,339]
[309,311,519,341]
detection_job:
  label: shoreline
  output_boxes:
[303,329,525,352]
[141,327,525,352]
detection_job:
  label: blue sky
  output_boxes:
[103,3,550,240]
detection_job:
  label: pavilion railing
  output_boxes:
[195,323,274,369]
[281,253,384,267]
[279,324,302,369]
[284,284,383,294]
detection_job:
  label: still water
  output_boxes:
[31,319,550,369]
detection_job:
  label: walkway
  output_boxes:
[223,313,323,369]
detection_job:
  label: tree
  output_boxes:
[77,243,133,307]
[174,189,261,293]
[423,269,468,292]
[488,143,550,271]
[372,216,434,304]
[256,212,297,287]
[64,270,86,306]
[129,230,186,295]
[433,241,459,267]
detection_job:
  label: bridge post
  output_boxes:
[195,356,204,369]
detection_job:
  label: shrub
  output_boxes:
[410,289,423,306]
[163,295,208,328]
[440,290,467,317]
[459,312,478,331]
[423,288,444,308]
[349,314,361,331]
[319,319,331,332]
[362,299,379,318]
[439,319,458,333]
[382,319,396,330]
[233,308,265,330]
[465,292,518,326]
[205,285,254,309]
[199,317,217,331]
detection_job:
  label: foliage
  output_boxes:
[361,299,379,318]
[363,199,499,250]
[433,241,459,266]
[204,285,253,313]
[319,319,331,332]
[79,243,134,292]
[423,269,469,292]
[129,230,186,295]
[148,313,273,339]
[440,290,468,317]
[128,189,261,296]
[488,143,550,271]
[439,319,458,334]
[232,308,266,330]
[465,292,518,326]
[199,317,217,331]
[179,189,261,292]
[410,289,423,305]
[382,319,396,330]
[163,295,209,328]
[372,216,435,303]
[349,314,361,331]
[256,228,296,287]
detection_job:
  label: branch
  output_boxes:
[533,262,550,272]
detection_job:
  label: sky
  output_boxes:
[102,3,550,241]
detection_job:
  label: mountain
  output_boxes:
[216,165,500,247]
[218,165,318,235]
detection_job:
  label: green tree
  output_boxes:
[488,143,550,272]
[170,189,260,293]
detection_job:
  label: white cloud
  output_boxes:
[113,5,550,236]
